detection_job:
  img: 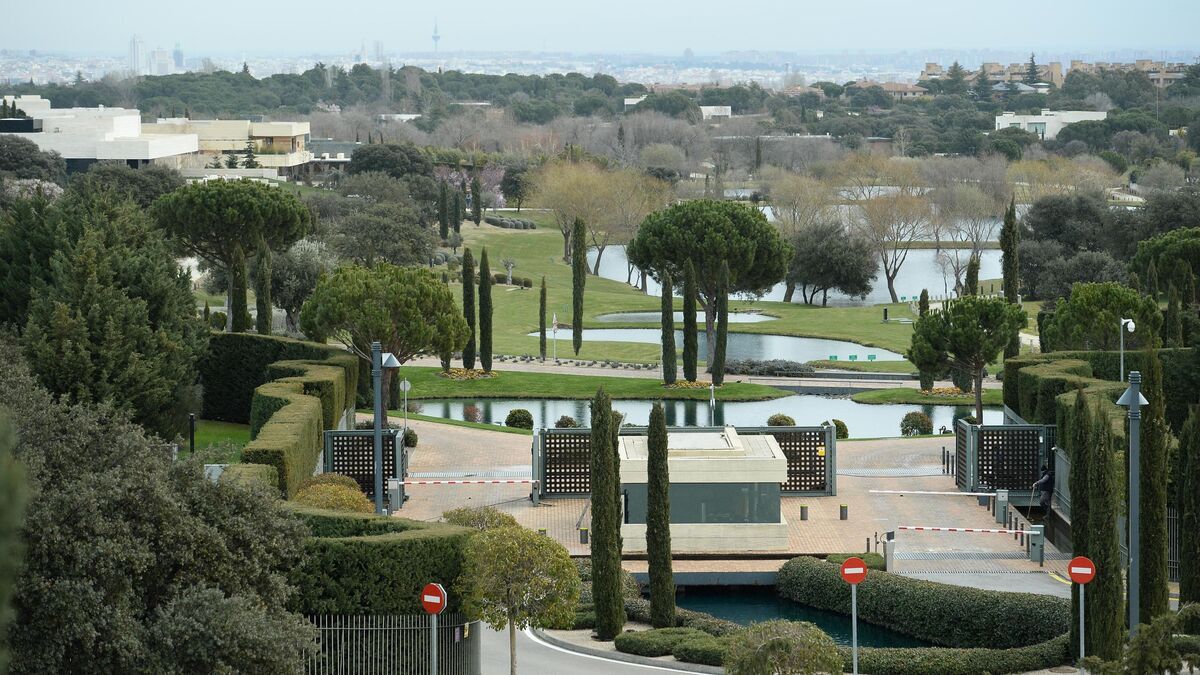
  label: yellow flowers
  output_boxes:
[439,368,498,381]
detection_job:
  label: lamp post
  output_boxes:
[371,341,401,515]
[1119,318,1135,382]
[1117,371,1148,636]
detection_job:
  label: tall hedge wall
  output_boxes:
[287,506,472,615]
[243,381,324,497]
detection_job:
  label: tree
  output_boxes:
[963,254,980,296]
[500,166,529,211]
[346,142,434,180]
[1024,53,1040,86]
[531,161,608,260]
[712,261,730,385]
[69,163,184,208]
[539,277,548,361]
[1178,408,1200,605]
[852,184,930,303]
[224,153,240,169]
[681,261,699,382]
[1000,198,1021,358]
[479,247,493,373]
[462,249,477,369]
[918,289,929,317]
[1066,391,1092,652]
[723,620,843,675]
[253,242,272,334]
[973,66,993,100]
[327,202,436,268]
[0,136,65,184]
[0,416,25,674]
[299,264,469,394]
[270,239,334,334]
[932,185,998,295]
[1163,285,1183,347]
[470,173,483,225]
[589,389,625,640]
[229,244,252,332]
[761,170,834,300]
[646,402,674,628]
[1043,283,1160,352]
[452,190,463,233]
[572,218,587,355]
[458,526,580,675]
[660,272,676,385]
[438,180,449,240]
[241,139,260,169]
[627,200,791,366]
[907,296,1026,421]
[1138,343,1170,622]
[1087,407,1125,661]
[944,61,968,96]
[152,179,311,332]
[0,193,81,326]
[590,171,669,276]
[786,220,877,306]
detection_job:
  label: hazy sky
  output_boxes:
[4,0,1198,56]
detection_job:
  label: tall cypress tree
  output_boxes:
[470,174,483,225]
[462,249,476,369]
[711,261,729,385]
[1147,259,1160,300]
[571,218,586,356]
[682,260,698,382]
[539,276,547,361]
[1067,390,1092,652]
[646,401,674,628]
[660,271,676,385]
[452,191,463,233]
[229,244,251,333]
[918,288,930,317]
[1163,285,1183,347]
[254,242,272,335]
[478,248,493,373]
[1178,408,1200,605]
[1088,407,1124,660]
[1000,198,1021,358]
[963,254,980,296]
[589,389,625,640]
[438,181,449,240]
[1139,343,1170,621]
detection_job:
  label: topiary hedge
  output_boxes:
[505,408,534,429]
[243,381,324,497]
[843,634,1070,675]
[293,482,373,513]
[614,628,711,657]
[672,634,729,666]
[263,360,352,433]
[218,462,279,492]
[776,556,1069,649]
[287,505,472,615]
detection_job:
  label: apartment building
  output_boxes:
[921,61,1065,88]
[144,117,313,176]
[1068,59,1190,89]
[994,109,1108,140]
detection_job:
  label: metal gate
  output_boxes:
[955,420,1052,497]
[323,430,406,503]
[305,614,481,675]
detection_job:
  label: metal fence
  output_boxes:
[1168,506,1180,583]
[955,419,1053,497]
[323,430,407,504]
[305,614,481,675]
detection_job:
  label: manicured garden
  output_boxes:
[851,387,1004,406]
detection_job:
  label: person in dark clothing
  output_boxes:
[1033,465,1054,508]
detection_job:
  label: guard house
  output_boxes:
[619,427,790,553]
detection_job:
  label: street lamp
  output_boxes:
[1117,371,1149,637]
[1119,318,1135,382]
[372,342,401,515]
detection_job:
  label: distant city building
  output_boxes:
[145,117,313,176]
[149,48,173,76]
[0,95,198,172]
[994,109,1108,140]
[374,41,385,62]
[1068,59,1191,89]
[172,43,184,71]
[128,35,146,76]
[921,61,1065,88]
[432,19,441,53]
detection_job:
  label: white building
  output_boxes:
[699,105,732,120]
[994,109,1108,141]
[128,35,146,76]
[144,118,313,176]
[624,95,648,110]
[1,95,198,172]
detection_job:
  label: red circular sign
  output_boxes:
[421,582,448,614]
[1067,556,1095,585]
[840,557,868,585]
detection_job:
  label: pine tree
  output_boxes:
[1088,408,1124,660]
[589,389,625,640]
[224,153,240,169]
[682,260,698,382]
[571,218,586,356]
[918,288,930,318]
[438,181,449,240]
[471,174,483,225]
[1068,390,1092,651]
[479,248,493,373]
[1024,53,1040,86]
[964,254,980,296]
[229,244,252,332]
[1163,285,1183,347]
[973,66,993,100]
[711,261,729,386]
[1178,408,1200,605]
[944,61,968,95]
[254,242,272,335]
[1147,259,1160,300]
[462,249,476,369]
[1001,198,1021,358]
[242,139,260,169]
[539,276,547,361]
[660,271,677,385]
[646,401,674,628]
[1139,342,1170,622]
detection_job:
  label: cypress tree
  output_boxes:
[254,242,272,335]
[1088,408,1124,660]
[660,271,676,385]
[646,401,675,628]
[571,218,586,356]
[229,244,252,333]
[1163,285,1183,347]
[1178,407,1200,605]
[1147,259,1160,300]
[1067,389,1092,651]
[1139,342,1170,621]
[438,181,449,240]
[202,300,210,322]
[479,247,493,373]
[471,174,483,225]
[963,254,980,296]
[539,276,547,361]
[589,389,625,640]
[1001,198,1021,358]
[452,191,463,233]
[711,261,729,386]
[462,249,476,369]
[1179,261,1196,306]
[682,260,699,382]
[918,288,930,317]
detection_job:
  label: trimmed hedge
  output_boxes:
[624,597,740,637]
[614,628,710,657]
[843,634,1071,675]
[243,381,324,498]
[827,552,885,570]
[776,556,1069,649]
[293,483,373,513]
[287,505,472,615]
[218,463,279,492]
[263,360,351,433]
[672,635,729,666]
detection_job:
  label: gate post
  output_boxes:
[994,489,1009,524]
[530,431,541,504]
[1029,524,1045,566]
[826,423,838,496]
[966,422,979,492]
[884,538,896,572]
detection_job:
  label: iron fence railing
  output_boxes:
[305,613,480,675]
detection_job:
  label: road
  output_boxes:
[480,626,702,675]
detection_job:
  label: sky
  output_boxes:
[3,0,1198,56]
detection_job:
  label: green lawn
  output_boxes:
[188,419,250,462]
[376,411,534,436]
[393,366,788,402]
[851,387,1003,406]
[805,359,916,374]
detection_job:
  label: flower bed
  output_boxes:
[437,368,498,381]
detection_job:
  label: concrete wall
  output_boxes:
[622,519,790,553]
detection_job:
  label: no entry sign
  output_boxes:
[1068,556,1095,585]
[840,557,868,585]
[421,582,448,615]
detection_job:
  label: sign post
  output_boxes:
[840,557,868,675]
[1068,556,1095,661]
[552,313,558,361]
[421,582,447,675]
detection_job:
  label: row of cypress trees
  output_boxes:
[660,261,701,383]
[459,247,494,372]
[437,182,466,240]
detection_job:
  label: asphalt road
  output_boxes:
[480,626,703,675]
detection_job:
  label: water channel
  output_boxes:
[532,328,905,363]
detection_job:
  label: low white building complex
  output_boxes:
[994,109,1108,140]
[144,118,313,177]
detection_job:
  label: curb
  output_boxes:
[531,629,724,674]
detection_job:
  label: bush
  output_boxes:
[243,381,323,497]
[624,597,741,637]
[826,552,886,570]
[832,418,848,439]
[522,278,533,288]
[297,473,360,492]
[402,427,417,447]
[724,359,814,376]
[442,506,519,531]
[208,311,227,330]
[724,620,842,674]
[293,483,373,513]
[614,628,711,657]
[218,463,278,492]
[767,413,796,426]
[464,405,482,423]
[555,415,579,428]
[900,411,932,436]
[846,634,1070,675]
[776,556,1069,649]
[672,634,729,666]
[505,408,534,429]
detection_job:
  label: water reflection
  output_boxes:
[530,328,905,362]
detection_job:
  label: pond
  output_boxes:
[589,246,1002,307]
[675,586,929,648]
[595,311,776,324]
[531,328,905,363]
[412,395,1002,438]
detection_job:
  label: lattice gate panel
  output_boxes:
[541,431,592,495]
[328,433,397,500]
[956,422,968,489]
[771,430,828,493]
[977,427,1041,490]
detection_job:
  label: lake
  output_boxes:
[532,328,905,362]
[596,311,776,324]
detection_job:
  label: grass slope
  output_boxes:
[851,387,1003,406]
